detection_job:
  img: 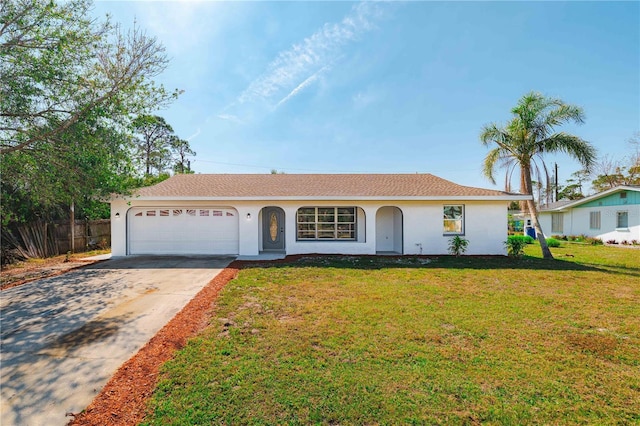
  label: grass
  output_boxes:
[143,245,640,425]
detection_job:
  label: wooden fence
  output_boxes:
[3,219,111,261]
[53,219,111,253]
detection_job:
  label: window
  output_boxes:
[443,205,464,235]
[617,211,629,229]
[297,207,356,240]
[551,213,563,233]
[589,211,601,230]
[620,192,627,199]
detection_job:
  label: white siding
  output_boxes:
[112,199,511,256]
[539,204,640,243]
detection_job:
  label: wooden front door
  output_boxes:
[262,207,285,251]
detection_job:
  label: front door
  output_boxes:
[262,207,285,251]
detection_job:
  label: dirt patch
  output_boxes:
[1,253,107,290]
[68,262,241,426]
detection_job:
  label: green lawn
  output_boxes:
[143,244,640,425]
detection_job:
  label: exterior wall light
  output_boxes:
[246,213,251,220]
[115,212,121,219]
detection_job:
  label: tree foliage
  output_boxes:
[133,115,174,175]
[0,0,181,228]
[0,0,179,153]
[171,136,196,174]
[590,134,640,192]
[132,115,195,176]
[557,169,590,200]
[481,92,596,259]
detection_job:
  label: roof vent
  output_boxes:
[620,192,627,199]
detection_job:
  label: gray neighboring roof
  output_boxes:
[539,185,640,212]
[128,174,529,200]
[539,200,574,211]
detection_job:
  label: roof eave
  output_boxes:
[541,185,640,211]
[112,194,532,202]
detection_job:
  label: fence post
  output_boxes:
[70,201,75,253]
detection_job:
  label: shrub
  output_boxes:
[588,237,604,246]
[606,239,618,245]
[448,236,469,257]
[553,234,568,241]
[508,235,534,245]
[621,240,630,245]
[546,238,561,248]
[632,240,639,246]
[505,237,527,258]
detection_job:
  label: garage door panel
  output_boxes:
[128,207,239,255]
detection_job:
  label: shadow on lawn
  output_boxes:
[237,254,640,277]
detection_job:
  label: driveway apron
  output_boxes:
[1,255,232,426]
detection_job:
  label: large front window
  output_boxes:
[443,205,464,235]
[297,207,356,240]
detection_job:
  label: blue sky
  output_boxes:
[94,1,639,192]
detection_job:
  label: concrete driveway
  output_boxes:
[1,255,232,426]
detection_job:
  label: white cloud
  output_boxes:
[352,87,381,109]
[131,2,224,53]
[186,128,201,141]
[235,1,388,109]
[216,114,244,125]
[275,66,330,109]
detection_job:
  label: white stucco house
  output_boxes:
[538,185,640,243]
[110,174,530,257]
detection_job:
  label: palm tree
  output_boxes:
[481,92,597,259]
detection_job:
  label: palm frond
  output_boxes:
[482,147,502,184]
[539,133,597,171]
[544,104,585,128]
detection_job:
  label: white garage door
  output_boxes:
[128,207,239,255]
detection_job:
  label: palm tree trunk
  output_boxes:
[527,199,553,259]
[523,163,553,259]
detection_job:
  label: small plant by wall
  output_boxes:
[588,237,604,246]
[448,236,469,257]
[505,237,527,258]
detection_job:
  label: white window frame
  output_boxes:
[551,213,563,234]
[443,205,464,235]
[296,207,356,241]
[589,211,601,230]
[616,211,629,229]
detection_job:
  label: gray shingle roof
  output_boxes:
[132,174,522,199]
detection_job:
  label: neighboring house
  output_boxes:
[110,174,530,257]
[538,186,640,243]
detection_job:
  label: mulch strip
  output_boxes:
[68,262,243,426]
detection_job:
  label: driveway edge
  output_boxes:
[68,262,241,426]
